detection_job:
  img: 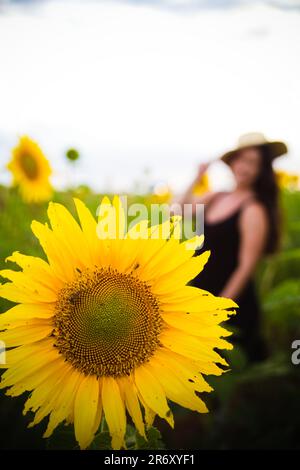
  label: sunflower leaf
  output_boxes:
[135,426,165,450]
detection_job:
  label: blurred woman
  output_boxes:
[179,132,288,362]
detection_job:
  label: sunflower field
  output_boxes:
[1,0,300,453]
[0,164,300,449]
[0,141,236,451]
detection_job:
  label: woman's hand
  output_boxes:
[196,162,210,182]
[174,161,213,210]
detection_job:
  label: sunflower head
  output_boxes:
[276,170,299,191]
[65,148,80,163]
[150,182,173,204]
[7,136,53,203]
[0,196,236,450]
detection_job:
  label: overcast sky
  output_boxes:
[0,0,299,193]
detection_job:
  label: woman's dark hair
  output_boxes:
[252,145,281,254]
[231,145,281,254]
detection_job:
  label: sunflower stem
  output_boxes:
[100,416,107,433]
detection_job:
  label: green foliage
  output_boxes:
[256,188,300,353]
[134,426,165,450]
[47,422,164,450]
[210,357,300,449]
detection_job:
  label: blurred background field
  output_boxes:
[1,0,300,192]
[0,184,299,449]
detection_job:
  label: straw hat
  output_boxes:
[221,132,288,164]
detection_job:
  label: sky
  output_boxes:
[0,0,299,193]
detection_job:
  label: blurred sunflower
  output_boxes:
[276,170,299,191]
[65,148,80,162]
[7,136,53,203]
[0,196,236,450]
[150,181,173,204]
[193,173,210,195]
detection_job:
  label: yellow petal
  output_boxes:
[155,348,213,392]
[133,220,174,277]
[1,340,59,387]
[27,364,74,426]
[126,220,149,241]
[0,321,53,347]
[47,202,90,269]
[73,198,105,265]
[136,392,156,428]
[102,376,126,450]
[31,221,76,283]
[0,270,57,303]
[118,376,146,438]
[146,355,208,413]
[161,311,232,338]
[0,337,55,370]
[0,303,54,329]
[74,375,100,449]
[44,368,83,438]
[139,237,202,286]
[152,251,210,294]
[160,328,229,365]
[6,357,67,397]
[99,196,129,269]
[112,195,126,239]
[161,286,238,312]
[0,281,51,305]
[91,378,103,435]
[97,196,115,239]
[6,251,63,293]
[134,365,174,427]
[23,360,71,415]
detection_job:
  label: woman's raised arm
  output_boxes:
[171,163,214,214]
[220,202,268,300]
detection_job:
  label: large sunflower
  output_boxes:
[0,196,236,449]
[7,136,53,203]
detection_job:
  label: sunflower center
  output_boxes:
[20,153,39,180]
[53,267,162,377]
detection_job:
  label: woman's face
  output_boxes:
[230,147,262,188]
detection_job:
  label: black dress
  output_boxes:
[190,193,267,362]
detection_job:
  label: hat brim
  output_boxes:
[221,141,288,165]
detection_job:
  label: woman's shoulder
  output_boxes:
[200,190,228,204]
[240,198,268,225]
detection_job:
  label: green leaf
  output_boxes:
[135,426,165,450]
[88,431,112,450]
